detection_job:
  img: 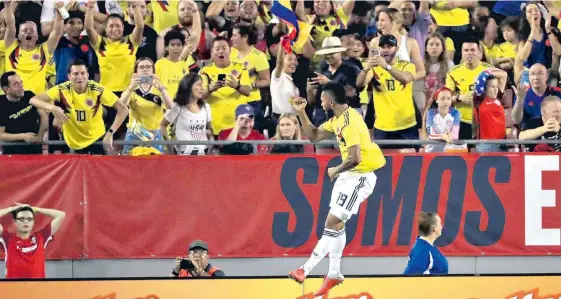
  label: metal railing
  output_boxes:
[0,139,558,146]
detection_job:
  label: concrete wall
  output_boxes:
[2,256,561,278]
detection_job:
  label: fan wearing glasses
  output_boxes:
[0,203,65,279]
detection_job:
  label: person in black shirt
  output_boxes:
[309,37,360,127]
[123,1,158,62]
[519,96,561,152]
[0,72,47,155]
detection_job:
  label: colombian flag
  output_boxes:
[270,0,312,54]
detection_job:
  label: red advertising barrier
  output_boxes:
[0,154,560,259]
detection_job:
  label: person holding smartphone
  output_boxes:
[199,36,251,137]
[120,57,173,155]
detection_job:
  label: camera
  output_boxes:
[179,258,195,270]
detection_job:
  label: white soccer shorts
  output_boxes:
[329,171,377,222]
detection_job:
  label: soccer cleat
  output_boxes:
[313,275,344,296]
[288,268,306,284]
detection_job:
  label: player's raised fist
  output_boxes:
[291,97,307,112]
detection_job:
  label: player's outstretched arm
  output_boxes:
[33,207,66,235]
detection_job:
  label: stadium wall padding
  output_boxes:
[0,154,560,259]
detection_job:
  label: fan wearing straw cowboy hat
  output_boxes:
[309,36,361,127]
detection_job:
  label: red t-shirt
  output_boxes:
[474,97,506,140]
[218,128,267,153]
[0,226,52,278]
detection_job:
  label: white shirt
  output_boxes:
[164,103,212,155]
[396,35,411,62]
[270,68,299,115]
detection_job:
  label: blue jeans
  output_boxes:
[122,123,164,155]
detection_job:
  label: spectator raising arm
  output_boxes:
[291,97,332,142]
[129,2,145,46]
[4,1,17,48]
[84,0,99,47]
[511,84,528,125]
[46,2,65,55]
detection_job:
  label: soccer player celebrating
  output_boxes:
[0,203,65,279]
[288,82,387,296]
[30,60,129,154]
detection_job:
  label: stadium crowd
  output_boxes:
[0,0,560,155]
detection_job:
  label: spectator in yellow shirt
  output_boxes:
[428,14,455,61]
[357,35,418,147]
[498,17,519,72]
[474,16,502,66]
[430,0,478,63]
[231,23,270,119]
[4,1,64,96]
[199,36,251,136]
[445,37,493,140]
[155,30,198,99]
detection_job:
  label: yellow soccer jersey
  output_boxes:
[321,108,386,173]
[481,42,502,65]
[430,2,469,27]
[307,6,349,52]
[46,80,118,150]
[230,46,269,103]
[155,56,197,99]
[5,42,52,95]
[499,41,517,60]
[0,40,5,95]
[199,61,251,134]
[445,62,492,123]
[370,59,416,131]
[445,37,455,52]
[93,36,139,92]
[128,86,165,131]
[150,0,179,34]
[0,40,6,77]
[46,56,56,89]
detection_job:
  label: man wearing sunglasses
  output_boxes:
[0,203,65,278]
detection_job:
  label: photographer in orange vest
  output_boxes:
[171,240,225,278]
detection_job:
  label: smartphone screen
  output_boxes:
[217,74,226,81]
[140,76,153,84]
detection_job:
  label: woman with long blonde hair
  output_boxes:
[270,113,314,154]
[370,8,426,80]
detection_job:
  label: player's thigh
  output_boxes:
[330,172,377,221]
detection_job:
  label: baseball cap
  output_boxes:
[188,240,209,252]
[379,35,398,47]
[235,104,255,117]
